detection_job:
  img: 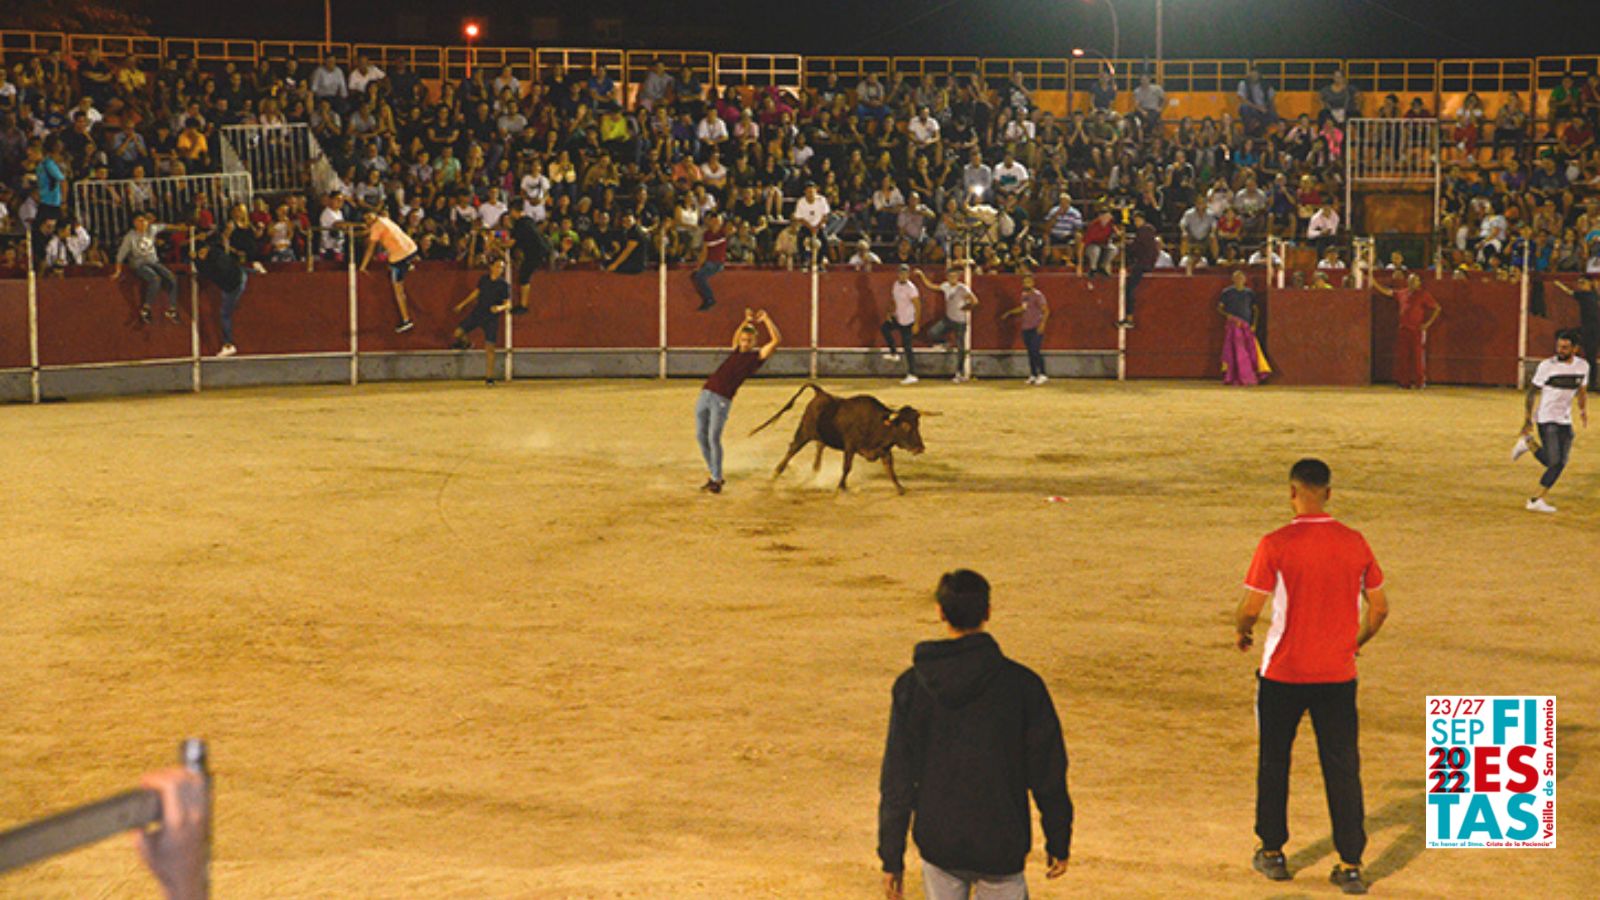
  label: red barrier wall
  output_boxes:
[1125,273,1240,380]
[197,268,348,357]
[0,281,28,370]
[7,266,1544,387]
[1370,277,1520,387]
[969,273,1119,353]
[37,274,194,365]
[818,270,899,348]
[520,269,659,349]
[664,268,811,348]
[1266,290,1371,386]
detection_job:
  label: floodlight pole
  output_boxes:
[324,0,332,50]
[1155,0,1163,79]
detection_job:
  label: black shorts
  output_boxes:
[388,252,418,283]
[460,308,500,343]
[517,256,541,285]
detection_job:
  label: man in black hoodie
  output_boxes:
[878,570,1073,900]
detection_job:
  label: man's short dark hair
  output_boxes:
[936,569,990,630]
[1557,328,1581,344]
[1290,458,1332,488]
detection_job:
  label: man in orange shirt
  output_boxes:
[1374,274,1441,389]
[1235,459,1389,895]
[359,209,421,333]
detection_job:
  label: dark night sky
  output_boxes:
[72,1,1600,60]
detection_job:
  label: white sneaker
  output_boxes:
[1035,374,1049,385]
[882,352,902,362]
[951,373,965,383]
[216,344,237,358]
[900,374,919,385]
[1025,375,1039,385]
[1526,498,1557,514]
[1510,435,1530,462]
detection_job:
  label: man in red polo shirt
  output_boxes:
[1235,458,1389,896]
[695,308,780,494]
[1374,274,1440,389]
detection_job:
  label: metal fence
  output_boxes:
[220,124,320,195]
[73,172,253,251]
[1344,117,1442,234]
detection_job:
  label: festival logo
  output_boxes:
[1426,696,1556,848]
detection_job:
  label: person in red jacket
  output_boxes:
[1081,208,1119,276]
[1374,273,1441,388]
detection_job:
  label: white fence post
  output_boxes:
[26,227,39,404]
[809,256,819,380]
[1116,237,1127,382]
[347,234,359,386]
[657,230,668,379]
[189,239,201,393]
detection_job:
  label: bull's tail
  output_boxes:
[749,382,824,436]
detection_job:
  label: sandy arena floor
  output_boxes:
[0,377,1596,899]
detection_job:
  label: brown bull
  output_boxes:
[749,383,933,493]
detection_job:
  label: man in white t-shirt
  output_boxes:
[520,167,551,222]
[993,152,1030,198]
[792,183,831,257]
[1512,330,1590,512]
[909,108,941,153]
[914,267,979,382]
[881,265,922,384]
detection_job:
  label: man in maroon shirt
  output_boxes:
[1235,459,1389,895]
[1121,211,1158,328]
[696,308,780,493]
[1374,274,1441,389]
[693,211,728,311]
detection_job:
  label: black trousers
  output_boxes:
[881,320,915,374]
[1124,267,1148,318]
[1022,328,1045,376]
[1255,676,1366,866]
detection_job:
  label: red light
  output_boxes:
[464,23,480,38]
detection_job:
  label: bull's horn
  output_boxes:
[919,410,944,417]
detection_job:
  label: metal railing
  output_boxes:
[221,124,320,195]
[72,172,253,251]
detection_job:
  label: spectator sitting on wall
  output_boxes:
[1133,73,1165,134]
[1090,70,1117,113]
[111,212,182,324]
[311,56,348,110]
[348,55,385,96]
[1318,70,1359,128]
[857,73,889,121]
[1236,66,1277,135]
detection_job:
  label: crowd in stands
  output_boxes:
[5,44,1600,280]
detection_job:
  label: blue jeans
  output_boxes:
[692,261,723,306]
[136,263,179,312]
[1534,422,1574,489]
[220,271,247,345]
[922,861,1027,900]
[1022,328,1045,376]
[695,389,731,481]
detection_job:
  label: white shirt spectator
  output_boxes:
[994,160,1030,195]
[890,279,919,325]
[520,173,551,221]
[1317,257,1343,270]
[310,63,348,100]
[1001,119,1035,144]
[1206,186,1233,218]
[478,198,508,229]
[871,185,905,212]
[790,143,814,169]
[908,115,940,146]
[1134,81,1167,116]
[792,195,830,230]
[1248,248,1283,266]
[1307,207,1340,240]
[849,248,883,270]
[64,223,91,263]
[492,72,522,98]
[1155,249,1177,268]
[348,64,386,95]
[696,116,728,144]
[318,205,345,254]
